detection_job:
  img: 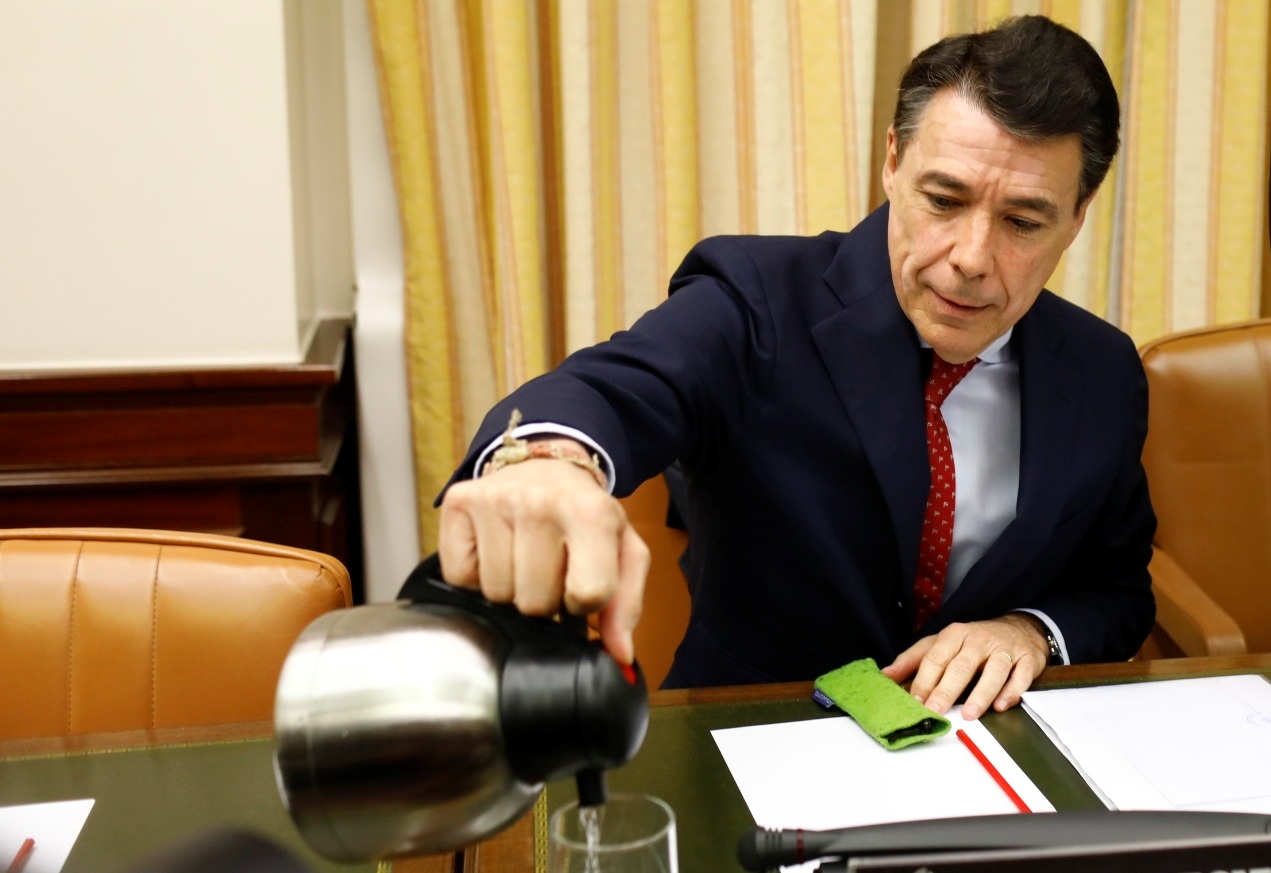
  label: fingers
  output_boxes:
[560,489,628,615]
[902,618,1048,719]
[597,525,651,665]
[989,650,1041,714]
[881,638,931,683]
[511,510,566,614]
[437,457,647,661]
[909,627,980,715]
[437,480,481,588]
[959,649,1019,720]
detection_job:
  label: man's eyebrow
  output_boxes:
[916,170,1060,222]
[917,170,972,195]
[1002,195,1059,223]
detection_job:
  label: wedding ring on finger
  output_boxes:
[996,650,1015,665]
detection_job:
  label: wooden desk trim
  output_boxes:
[0,721,275,760]
[649,653,1271,709]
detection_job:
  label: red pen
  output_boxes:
[956,728,1031,813]
[6,838,34,873]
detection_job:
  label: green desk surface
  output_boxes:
[0,735,376,873]
[7,658,1270,873]
[541,658,1271,873]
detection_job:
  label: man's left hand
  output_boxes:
[881,614,1050,720]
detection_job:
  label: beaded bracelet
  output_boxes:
[480,409,608,490]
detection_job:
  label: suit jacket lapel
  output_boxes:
[806,208,1084,623]
[811,207,929,606]
[946,295,1081,611]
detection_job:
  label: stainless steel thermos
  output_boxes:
[273,554,649,861]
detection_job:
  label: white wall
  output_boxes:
[0,0,419,600]
[288,0,357,329]
[0,0,353,368]
[342,0,422,601]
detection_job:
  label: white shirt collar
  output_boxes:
[918,327,1014,364]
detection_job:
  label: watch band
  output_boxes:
[1044,630,1063,666]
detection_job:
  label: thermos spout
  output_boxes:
[576,769,607,808]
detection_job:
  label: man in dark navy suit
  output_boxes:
[430,15,1155,719]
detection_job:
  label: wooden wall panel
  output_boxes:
[0,319,364,600]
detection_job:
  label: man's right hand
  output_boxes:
[437,442,651,665]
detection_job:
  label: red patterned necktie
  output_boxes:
[913,354,979,629]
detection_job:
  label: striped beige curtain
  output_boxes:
[1115,0,1268,338]
[368,1,554,553]
[368,0,1270,550]
[371,0,879,550]
[557,0,877,350]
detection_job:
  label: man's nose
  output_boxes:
[949,214,993,279]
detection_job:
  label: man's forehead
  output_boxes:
[903,92,1084,212]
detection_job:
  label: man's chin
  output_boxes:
[919,324,990,364]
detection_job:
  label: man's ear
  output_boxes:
[881,125,899,199]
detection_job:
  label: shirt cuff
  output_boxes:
[1015,608,1070,665]
[473,422,616,493]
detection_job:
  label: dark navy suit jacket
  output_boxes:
[444,205,1157,688]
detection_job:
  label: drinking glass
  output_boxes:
[548,793,678,873]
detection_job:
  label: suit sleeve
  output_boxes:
[1029,353,1157,663]
[437,237,781,503]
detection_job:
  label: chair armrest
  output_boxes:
[1148,547,1247,657]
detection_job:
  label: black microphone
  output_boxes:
[737,811,1271,871]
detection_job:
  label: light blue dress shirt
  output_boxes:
[934,327,1068,663]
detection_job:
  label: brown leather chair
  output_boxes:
[620,477,691,689]
[0,528,352,740]
[1138,319,1271,657]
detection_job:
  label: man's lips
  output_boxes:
[929,287,988,315]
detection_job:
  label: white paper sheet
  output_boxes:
[0,799,95,873]
[712,711,1052,833]
[1021,674,1271,813]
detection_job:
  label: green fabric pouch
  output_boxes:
[813,657,950,750]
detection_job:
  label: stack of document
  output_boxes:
[1021,674,1271,813]
[712,711,1052,832]
[0,799,95,873]
[714,713,1052,872]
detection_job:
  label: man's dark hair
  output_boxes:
[892,15,1120,209]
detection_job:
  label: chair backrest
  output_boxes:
[0,528,351,740]
[1140,319,1271,654]
[619,477,691,690]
